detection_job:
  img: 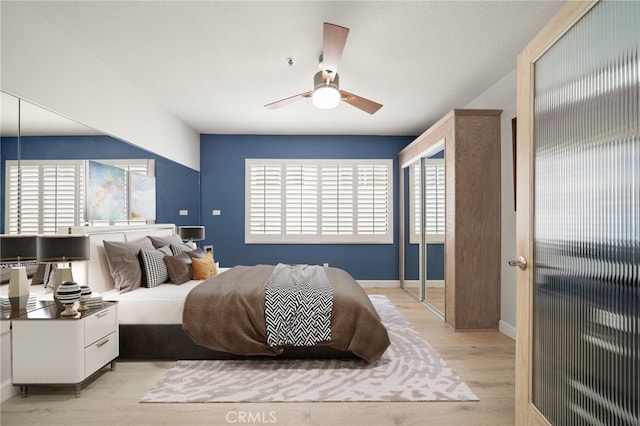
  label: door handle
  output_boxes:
[508,256,528,270]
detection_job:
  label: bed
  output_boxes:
[22,224,389,362]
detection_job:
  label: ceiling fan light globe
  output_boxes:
[312,86,340,109]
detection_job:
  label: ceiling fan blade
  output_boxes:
[340,90,383,115]
[264,91,312,110]
[322,23,349,78]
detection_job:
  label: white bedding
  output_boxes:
[1,225,225,326]
[101,268,228,324]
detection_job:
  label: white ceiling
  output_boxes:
[11,1,563,136]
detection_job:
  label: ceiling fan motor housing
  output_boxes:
[314,71,339,91]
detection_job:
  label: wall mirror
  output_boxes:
[401,140,445,319]
[0,90,201,235]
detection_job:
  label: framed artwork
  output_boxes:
[203,245,213,258]
[129,172,156,220]
[87,160,126,221]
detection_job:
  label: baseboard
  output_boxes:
[499,320,516,340]
[425,280,444,288]
[357,280,400,288]
[1,378,18,402]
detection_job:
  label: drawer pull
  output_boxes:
[96,310,110,318]
[96,337,110,348]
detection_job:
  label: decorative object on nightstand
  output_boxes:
[0,234,37,310]
[78,285,92,311]
[55,281,82,317]
[178,226,205,249]
[36,235,90,316]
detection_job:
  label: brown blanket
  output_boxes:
[182,265,390,362]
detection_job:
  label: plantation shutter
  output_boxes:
[7,163,40,234]
[408,159,444,244]
[5,159,154,234]
[41,164,84,234]
[247,162,283,240]
[320,164,354,235]
[246,159,392,244]
[357,164,389,236]
[409,162,421,244]
[423,160,445,242]
[285,164,318,235]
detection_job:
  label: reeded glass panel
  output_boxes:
[533,1,639,425]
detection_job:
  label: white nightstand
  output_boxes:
[11,301,119,397]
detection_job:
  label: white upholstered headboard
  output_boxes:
[62,224,176,294]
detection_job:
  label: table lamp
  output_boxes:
[178,226,205,249]
[0,235,37,310]
[37,235,90,317]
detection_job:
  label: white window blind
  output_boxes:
[409,159,445,244]
[5,159,154,234]
[246,159,393,244]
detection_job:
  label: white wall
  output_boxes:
[464,69,517,339]
[1,3,200,171]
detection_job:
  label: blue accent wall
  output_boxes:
[426,243,445,280]
[0,135,200,233]
[200,134,413,280]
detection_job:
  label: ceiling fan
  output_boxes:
[264,22,383,115]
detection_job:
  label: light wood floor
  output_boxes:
[0,288,515,426]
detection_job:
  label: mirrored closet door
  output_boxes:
[401,141,445,318]
[399,109,502,330]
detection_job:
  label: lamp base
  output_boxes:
[9,267,30,310]
[60,303,80,318]
[9,294,30,311]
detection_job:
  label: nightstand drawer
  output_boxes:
[85,331,117,377]
[85,305,117,346]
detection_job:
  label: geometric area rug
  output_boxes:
[140,295,478,403]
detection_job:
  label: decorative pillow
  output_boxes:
[44,264,63,294]
[103,237,155,293]
[186,247,206,259]
[192,253,217,280]
[149,234,184,249]
[163,252,193,284]
[170,243,193,256]
[139,248,169,288]
[32,263,54,286]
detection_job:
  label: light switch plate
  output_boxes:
[212,210,221,216]
[179,210,188,216]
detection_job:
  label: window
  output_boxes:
[409,158,445,244]
[5,159,154,234]
[246,159,393,244]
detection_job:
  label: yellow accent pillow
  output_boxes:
[192,253,217,280]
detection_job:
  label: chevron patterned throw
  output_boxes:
[264,263,333,347]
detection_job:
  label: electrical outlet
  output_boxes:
[323,262,329,267]
[212,210,221,216]
[179,210,188,216]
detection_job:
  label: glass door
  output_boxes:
[515,1,639,423]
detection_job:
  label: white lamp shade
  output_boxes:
[312,86,340,109]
